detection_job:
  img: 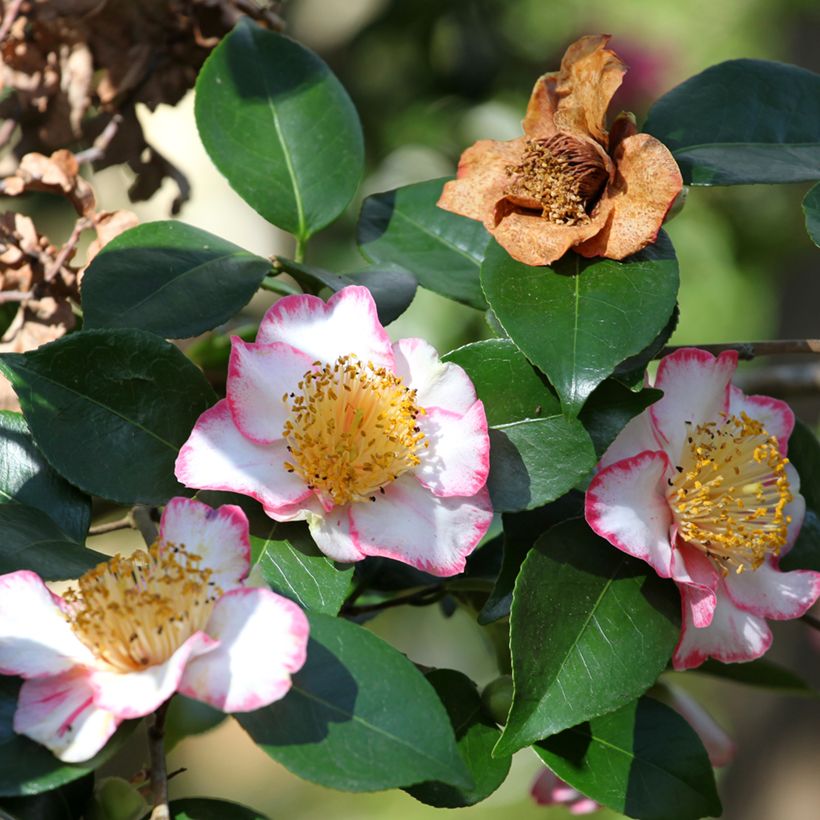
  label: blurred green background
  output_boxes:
[16,0,820,817]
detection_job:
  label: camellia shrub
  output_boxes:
[0,19,819,820]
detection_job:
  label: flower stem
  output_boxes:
[659,339,820,361]
[148,700,171,820]
[88,512,135,536]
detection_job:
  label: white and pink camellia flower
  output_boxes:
[531,768,599,814]
[585,348,820,669]
[175,286,493,577]
[0,498,309,762]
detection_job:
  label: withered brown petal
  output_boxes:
[522,73,560,139]
[575,133,683,260]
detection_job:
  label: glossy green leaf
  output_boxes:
[82,221,271,339]
[487,417,596,513]
[781,419,820,572]
[0,679,133,797]
[444,339,560,426]
[0,504,105,580]
[164,696,226,753]
[250,522,353,615]
[804,183,820,246]
[236,613,471,792]
[0,412,90,542]
[496,519,680,755]
[406,670,511,808]
[644,59,820,185]
[0,330,217,505]
[480,236,679,415]
[0,774,92,820]
[781,509,820,573]
[195,20,364,238]
[357,178,490,309]
[535,696,722,820]
[691,658,816,696]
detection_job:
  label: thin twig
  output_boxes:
[658,339,820,361]
[802,612,820,632]
[0,0,24,43]
[733,362,820,398]
[342,585,446,617]
[44,217,91,282]
[88,513,134,536]
[75,114,123,165]
[0,118,16,149]
[148,701,171,820]
[0,289,32,304]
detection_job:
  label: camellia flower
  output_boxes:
[585,348,820,669]
[531,768,599,814]
[175,286,493,577]
[0,498,309,762]
[438,34,683,266]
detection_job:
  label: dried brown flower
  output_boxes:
[438,35,683,266]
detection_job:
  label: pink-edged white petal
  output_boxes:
[256,286,393,369]
[585,450,674,578]
[306,506,365,563]
[671,542,719,628]
[348,474,493,577]
[599,409,663,469]
[175,400,311,513]
[415,401,490,497]
[88,632,217,719]
[723,559,820,620]
[782,463,806,556]
[728,385,794,456]
[0,571,95,678]
[392,338,477,414]
[672,579,772,670]
[14,669,119,763]
[650,348,738,460]
[179,588,309,712]
[226,339,316,444]
[159,498,251,588]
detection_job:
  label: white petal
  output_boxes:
[723,559,820,620]
[598,409,663,469]
[226,339,315,444]
[159,498,251,588]
[15,669,119,763]
[0,571,94,678]
[256,286,393,368]
[348,474,493,577]
[175,400,312,514]
[782,463,806,556]
[392,338,477,413]
[650,348,737,461]
[307,506,364,562]
[728,385,794,455]
[672,542,719,628]
[415,402,490,497]
[179,588,308,712]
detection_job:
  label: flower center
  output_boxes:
[504,134,609,225]
[667,412,793,573]
[282,355,427,507]
[63,543,220,673]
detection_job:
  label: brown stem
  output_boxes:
[148,700,171,820]
[0,289,32,304]
[658,339,820,361]
[88,513,134,536]
[44,217,91,282]
[75,114,123,165]
[0,0,24,43]
[342,585,446,617]
[801,612,820,632]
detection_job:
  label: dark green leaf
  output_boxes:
[496,519,680,755]
[148,798,265,820]
[0,678,133,798]
[535,696,722,820]
[0,330,217,505]
[444,339,560,426]
[804,183,820,246]
[0,504,105,580]
[781,420,820,572]
[692,658,816,695]
[406,670,510,808]
[195,20,364,238]
[487,418,596,513]
[780,509,820,572]
[0,412,90,542]
[0,774,92,820]
[82,222,271,339]
[357,178,490,309]
[250,522,353,615]
[480,236,679,416]
[236,612,471,792]
[644,59,820,185]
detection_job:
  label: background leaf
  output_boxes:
[804,183,820,246]
[236,613,471,792]
[496,519,680,755]
[357,178,489,309]
[480,236,679,415]
[644,59,820,185]
[0,412,90,542]
[0,774,92,820]
[0,330,216,505]
[535,696,722,820]
[195,20,364,238]
[781,419,820,572]
[689,658,816,696]
[82,221,271,339]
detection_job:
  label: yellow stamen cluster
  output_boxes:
[282,354,427,507]
[63,543,220,673]
[668,412,793,573]
[505,133,608,225]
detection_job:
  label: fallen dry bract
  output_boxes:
[0,149,137,409]
[438,34,683,266]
